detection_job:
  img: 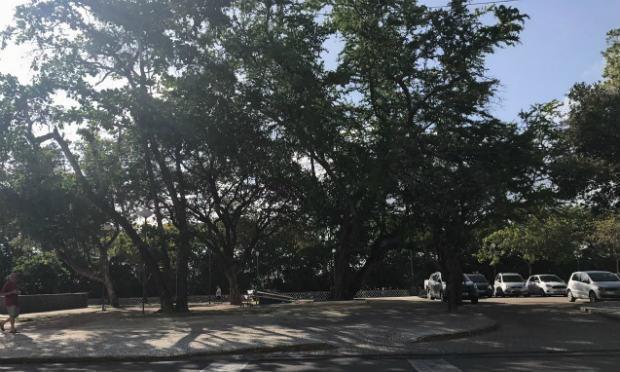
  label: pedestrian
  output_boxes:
[1,272,20,334]
[215,285,222,302]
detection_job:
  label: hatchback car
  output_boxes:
[426,272,479,303]
[567,271,620,303]
[466,273,493,297]
[494,273,527,297]
[526,274,567,296]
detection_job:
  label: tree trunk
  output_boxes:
[144,142,174,290]
[333,255,352,300]
[175,232,190,312]
[147,141,191,312]
[225,266,242,305]
[99,246,119,308]
[445,251,463,312]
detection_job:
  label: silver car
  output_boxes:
[567,271,620,303]
[526,274,567,296]
[493,273,527,297]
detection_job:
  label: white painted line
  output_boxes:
[200,361,248,372]
[408,359,463,372]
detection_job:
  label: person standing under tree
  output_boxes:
[1,272,20,334]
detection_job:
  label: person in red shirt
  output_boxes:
[1,272,20,334]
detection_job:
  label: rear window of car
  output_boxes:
[467,274,488,283]
[502,275,524,282]
[539,275,562,282]
[588,272,620,282]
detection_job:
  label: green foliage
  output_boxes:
[14,251,73,294]
[551,28,620,210]
[591,214,620,260]
[480,208,590,267]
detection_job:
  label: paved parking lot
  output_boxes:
[3,296,619,371]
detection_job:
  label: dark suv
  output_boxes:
[426,272,479,303]
[466,273,492,297]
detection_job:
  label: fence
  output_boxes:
[87,289,411,306]
[0,293,89,314]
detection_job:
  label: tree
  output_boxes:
[1,0,235,311]
[591,214,620,273]
[553,29,620,210]
[480,208,590,275]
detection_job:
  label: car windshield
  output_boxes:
[539,275,563,282]
[503,275,523,282]
[467,274,487,283]
[588,272,620,282]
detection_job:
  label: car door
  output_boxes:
[575,273,587,298]
[532,276,541,293]
[494,274,501,293]
[581,273,592,298]
[569,273,580,298]
[526,276,535,293]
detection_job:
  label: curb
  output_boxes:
[580,306,620,321]
[412,319,499,343]
[236,348,620,363]
[0,342,334,365]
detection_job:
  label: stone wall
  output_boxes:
[0,293,89,314]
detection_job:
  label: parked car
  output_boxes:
[567,271,620,303]
[493,273,527,297]
[526,274,567,296]
[426,272,479,303]
[466,273,493,297]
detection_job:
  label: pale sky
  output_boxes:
[1,0,619,122]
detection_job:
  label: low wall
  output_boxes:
[282,289,411,302]
[88,289,411,306]
[0,293,88,314]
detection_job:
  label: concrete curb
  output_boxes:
[580,306,620,321]
[0,342,334,365]
[412,319,499,343]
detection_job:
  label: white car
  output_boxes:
[526,274,567,296]
[494,273,527,297]
[567,271,620,303]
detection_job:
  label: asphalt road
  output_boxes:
[2,297,619,371]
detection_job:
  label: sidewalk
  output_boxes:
[0,298,496,363]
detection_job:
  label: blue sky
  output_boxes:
[323,0,620,122]
[480,0,619,121]
[1,0,619,123]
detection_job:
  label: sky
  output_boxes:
[1,0,619,122]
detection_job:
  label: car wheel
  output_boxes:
[568,290,576,302]
[589,291,598,304]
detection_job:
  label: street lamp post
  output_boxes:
[101,256,107,312]
[409,250,414,293]
[207,247,212,304]
[331,248,336,294]
[136,208,154,315]
[255,250,260,289]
